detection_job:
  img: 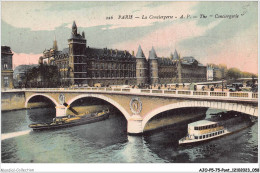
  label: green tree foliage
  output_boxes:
[208,63,257,80]
[227,67,241,79]
[25,64,60,88]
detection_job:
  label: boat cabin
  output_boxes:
[187,120,225,140]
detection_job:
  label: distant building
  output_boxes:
[176,56,207,83]
[207,65,214,81]
[1,46,14,88]
[40,21,207,87]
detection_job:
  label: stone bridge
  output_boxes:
[14,87,257,134]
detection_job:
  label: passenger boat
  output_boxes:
[179,113,253,145]
[29,109,109,131]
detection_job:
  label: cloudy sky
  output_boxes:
[1,1,258,74]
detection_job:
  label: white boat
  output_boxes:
[179,114,253,145]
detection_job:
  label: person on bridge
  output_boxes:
[194,85,197,91]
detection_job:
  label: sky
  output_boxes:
[1,1,258,74]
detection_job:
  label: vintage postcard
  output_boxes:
[1,1,259,172]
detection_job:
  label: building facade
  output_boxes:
[177,56,207,83]
[41,21,207,87]
[207,65,214,81]
[1,46,14,89]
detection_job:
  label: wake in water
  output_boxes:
[1,130,32,140]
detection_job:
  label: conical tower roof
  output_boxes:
[172,49,179,60]
[72,21,77,29]
[136,45,145,58]
[53,34,58,51]
[148,47,157,59]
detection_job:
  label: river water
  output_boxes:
[1,107,258,163]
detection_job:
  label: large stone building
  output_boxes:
[41,21,207,87]
[1,46,14,89]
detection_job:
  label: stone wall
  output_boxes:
[1,92,51,111]
[1,92,26,111]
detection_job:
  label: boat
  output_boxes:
[179,112,254,145]
[29,109,109,131]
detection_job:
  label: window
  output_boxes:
[206,135,208,138]
[4,63,8,69]
[195,136,198,139]
[195,127,198,130]
[4,77,8,87]
[199,136,202,139]
[203,135,205,139]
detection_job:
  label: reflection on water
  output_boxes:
[1,130,32,141]
[1,107,258,163]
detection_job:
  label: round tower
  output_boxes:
[136,45,148,86]
[148,47,159,85]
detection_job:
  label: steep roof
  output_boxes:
[1,46,12,54]
[86,47,133,59]
[158,57,173,65]
[136,45,145,59]
[69,33,85,40]
[55,48,70,59]
[172,49,179,60]
[181,56,205,67]
[148,47,157,59]
[182,56,196,63]
[72,21,77,29]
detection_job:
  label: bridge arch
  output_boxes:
[25,93,59,108]
[142,101,258,131]
[66,94,131,120]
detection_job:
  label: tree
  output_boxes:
[227,68,241,79]
[24,64,60,88]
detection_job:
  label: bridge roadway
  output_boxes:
[2,87,258,134]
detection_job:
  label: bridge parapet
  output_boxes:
[8,87,257,102]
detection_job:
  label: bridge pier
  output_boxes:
[127,115,143,135]
[56,105,66,117]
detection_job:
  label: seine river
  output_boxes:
[1,107,258,163]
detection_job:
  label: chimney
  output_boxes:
[132,51,134,56]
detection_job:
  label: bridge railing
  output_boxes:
[252,93,258,99]
[8,87,258,100]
